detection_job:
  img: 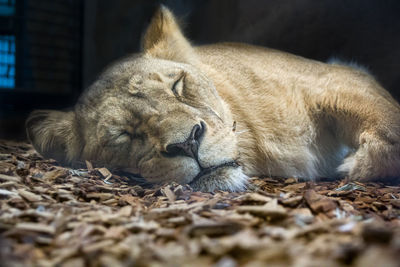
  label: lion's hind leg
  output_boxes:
[311,68,400,182]
[337,129,400,182]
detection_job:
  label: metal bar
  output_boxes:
[20,64,76,72]
[14,0,24,89]
[26,27,79,40]
[1,0,83,107]
[25,18,80,29]
[27,5,80,18]
[26,41,80,51]
[19,75,78,84]
[25,13,80,28]
[22,51,76,61]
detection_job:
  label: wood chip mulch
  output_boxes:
[0,140,399,267]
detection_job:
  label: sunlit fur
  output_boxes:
[27,7,400,191]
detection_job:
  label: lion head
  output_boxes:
[26,6,248,191]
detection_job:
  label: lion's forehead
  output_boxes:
[107,56,190,81]
[80,56,207,111]
[94,95,196,132]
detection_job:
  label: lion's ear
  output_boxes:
[142,6,197,64]
[26,110,81,165]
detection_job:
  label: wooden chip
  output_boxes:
[291,208,315,226]
[390,199,400,208]
[238,193,272,204]
[335,182,366,192]
[85,160,94,171]
[82,239,115,253]
[167,216,187,226]
[188,222,242,237]
[98,255,125,267]
[104,226,126,239]
[98,168,112,179]
[0,173,21,183]
[280,195,303,207]
[0,162,16,173]
[117,206,133,217]
[86,193,113,201]
[304,189,338,213]
[18,209,54,220]
[282,182,307,191]
[162,186,176,202]
[16,222,56,235]
[0,188,18,197]
[237,204,287,221]
[42,169,67,181]
[125,220,159,232]
[284,177,298,184]
[146,204,191,219]
[60,257,85,267]
[119,194,139,206]
[18,189,43,202]
[0,181,16,188]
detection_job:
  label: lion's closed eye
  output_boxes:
[118,130,133,139]
[171,73,185,97]
[112,131,131,145]
[109,125,135,144]
[116,129,146,144]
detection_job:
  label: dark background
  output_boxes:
[1,0,400,139]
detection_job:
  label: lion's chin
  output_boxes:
[188,164,248,192]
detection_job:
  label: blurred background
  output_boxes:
[1,0,399,139]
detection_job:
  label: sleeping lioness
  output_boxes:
[26,7,400,191]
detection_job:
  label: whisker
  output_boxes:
[235,129,249,135]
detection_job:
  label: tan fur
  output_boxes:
[26,7,400,191]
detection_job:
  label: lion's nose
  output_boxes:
[165,122,205,159]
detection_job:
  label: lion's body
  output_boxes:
[26,7,400,191]
[197,43,343,179]
[196,43,400,181]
